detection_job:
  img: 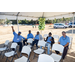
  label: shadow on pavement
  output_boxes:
[66,29,75,34]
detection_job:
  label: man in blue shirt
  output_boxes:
[55,31,70,60]
[40,32,54,55]
[23,30,34,45]
[32,31,40,48]
[11,26,25,52]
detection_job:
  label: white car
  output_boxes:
[8,24,13,26]
[3,24,8,27]
[54,23,68,29]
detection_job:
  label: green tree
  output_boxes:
[47,19,50,24]
[0,19,5,24]
[31,19,34,24]
[5,18,10,24]
[18,20,22,24]
[62,17,65,21]
[24,19,28,24]
[54,18,57,23]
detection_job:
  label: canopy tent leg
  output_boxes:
[16,12,20,32]
[72,13,74,37]
[17,16,19,32]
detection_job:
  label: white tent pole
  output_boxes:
[17,15,19,32]
[16,12,20,32]
[42,12,44,17]
[72,13,74,37]
[5,18,6,25]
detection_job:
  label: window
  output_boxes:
[54,24,59,25]
[59,24,63,26]
[69,23,72,24]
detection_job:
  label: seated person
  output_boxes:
[23,30,34,45]
[11,26,25,52]
[32,31,40,48]
[40,32,54,55]
[55,31,70,59]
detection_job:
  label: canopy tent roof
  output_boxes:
[46,13,74,20]
[0,12,74,20]
[0,15,38,20]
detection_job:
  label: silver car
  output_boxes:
[54,23,68,29]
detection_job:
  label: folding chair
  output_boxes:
[50,44,64,62]
[0,40,9,57]
[38,54,54,62]
[14,46,31,62]
[33,40,46,59]
[27,38,33,48]
[4,43,18,62]
[69,36,73,49]
[4,40,10,47]
[39,34,43,40]
[43,34,48,38]
[53,35,59,43]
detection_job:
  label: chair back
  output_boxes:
[11,43,18,49]
[38,40,46,47]
[69,36,73,43]
[39,34,43,40]
[68,36,73,47]
[53,35,59,39]
[52,44,64,53]
[38,54,54,62]
[43,34,48,38]
[5,40,9,45]
[21,46,31,56]
[27,38,33,43]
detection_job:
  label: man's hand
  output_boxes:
[11,26,13,28]
[50,39,52,41]
[44,38,45,41]
[33,38,34,40]
[64,43,69,47]
[58,42,60,44]
[11,26,15,32]
[25,38,27,40]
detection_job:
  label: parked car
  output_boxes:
[3,24,8,27]
[54,23,68,29]
[8,24,13,26]
[68,22,75,28]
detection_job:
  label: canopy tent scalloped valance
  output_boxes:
[0,12,74,20]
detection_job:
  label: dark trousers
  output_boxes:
[17,42,22,52]
[23,39,27,45]
[55,46,68,59]
[32,39,39,47]
[13,41,22,52]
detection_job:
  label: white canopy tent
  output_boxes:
[0,12,73,18]
[0,12,75,36]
